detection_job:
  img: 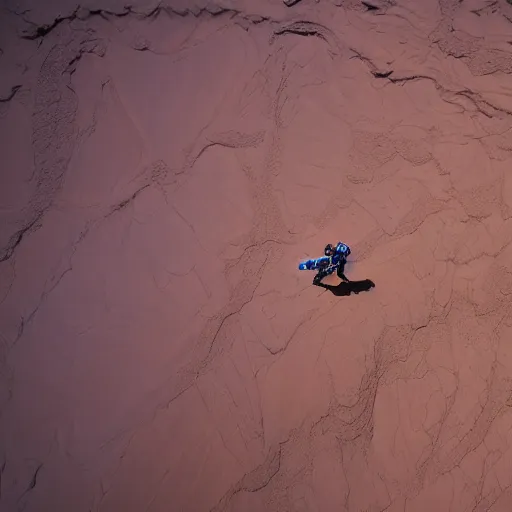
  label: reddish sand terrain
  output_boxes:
[2,0,512,510]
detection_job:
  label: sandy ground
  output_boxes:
[2,0,512,510]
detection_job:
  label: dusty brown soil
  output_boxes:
[2,0,512,511]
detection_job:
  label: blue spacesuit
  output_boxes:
[298,242,351,285]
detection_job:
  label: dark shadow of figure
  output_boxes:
[314,279,375,296]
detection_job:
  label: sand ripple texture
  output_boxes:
[2,0,512,511]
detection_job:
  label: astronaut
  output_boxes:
[312,242,351,285]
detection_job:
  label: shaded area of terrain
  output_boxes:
[2,0,512,511]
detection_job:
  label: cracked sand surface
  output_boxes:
[1,0,512,510]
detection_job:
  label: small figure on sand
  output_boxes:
[298,241,376,296]
[298,242,351,285]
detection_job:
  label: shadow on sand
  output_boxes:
[314,279,375,296]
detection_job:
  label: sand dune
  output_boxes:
[2,0,512,511]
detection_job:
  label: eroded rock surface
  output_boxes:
[2,0,512,511]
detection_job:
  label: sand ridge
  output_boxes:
[2,0,512,511]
